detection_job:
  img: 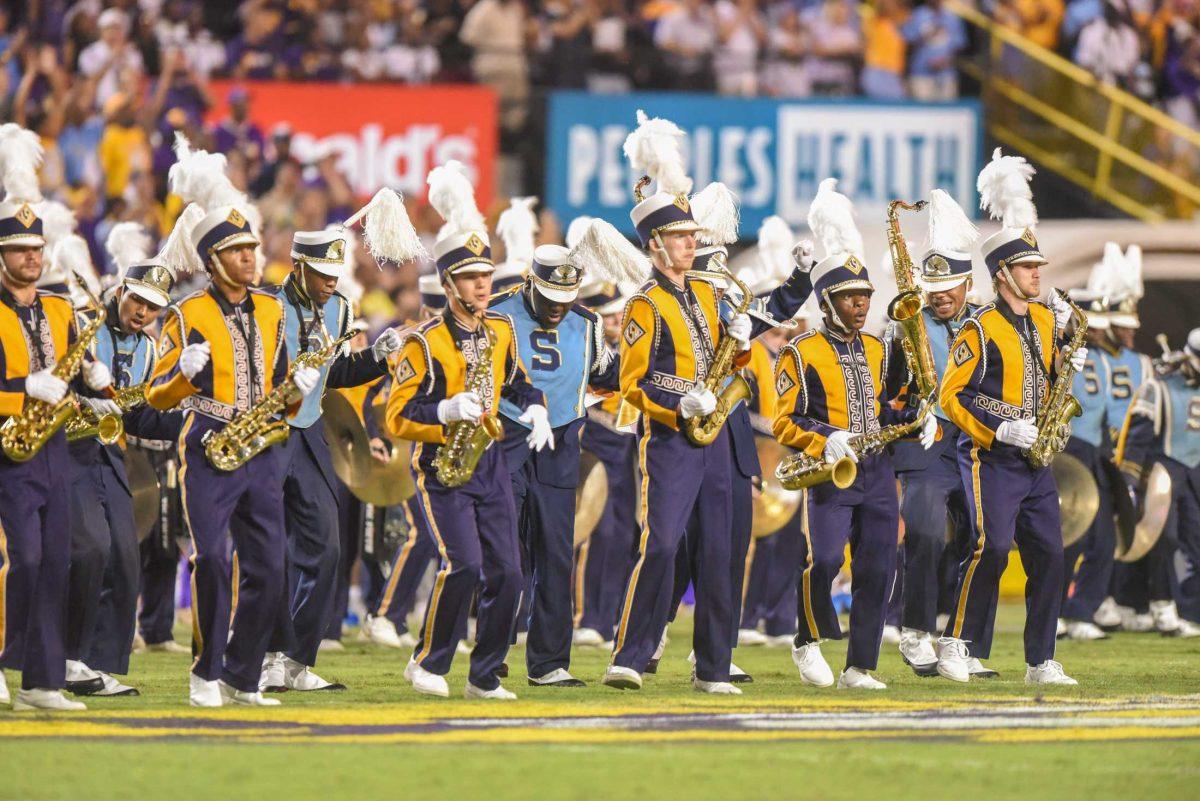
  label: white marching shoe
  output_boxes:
[737,628,767,646]
[219,680,282,706]
[1119,606,1154,632]
[967,658,999,678]
[1055,618,1067,638]
[899,628,938,676]
[601,665,643,690]
[465,682,517,700]
[1066,621,1108,641]
[1025,660,1078,686]
[189,673,222,707]
[259,652,286,692]
[1176,619,1200,638]
[573,627,605,647]
[317,639,344,652]
[936,637,971,683]
[837,667,887,690]
[1093,597,1122,629]
[93,673,139,697]
[791,642,834,687]
[404,658,450,698]
[1150,600,1182,634]
[282,656,346,691]
[362,615,404,648]
[881,625,902,645]
[0,671,8,705]
[693,678,742,695]
[13,688,87,711]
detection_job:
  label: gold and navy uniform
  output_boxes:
[0,286,79,692]
[147,285,293,693]
[938,297,1066,667]
[772,326,908,671]
[610,270,741,684]
[384,309,543,690]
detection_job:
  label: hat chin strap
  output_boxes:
[653,232,673,270]
[821,290,852,336]
[999,265,1033,302]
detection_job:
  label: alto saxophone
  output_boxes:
[683,259,754,446]
[202,329,356,472]
[65,382,149,444]
[885,199,939,398]
[1,292,107,462]
[1025,290,1088,469]
[432,316,505,487]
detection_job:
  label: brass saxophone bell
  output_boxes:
[96,414,124,445]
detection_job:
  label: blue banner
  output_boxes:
[545,91,982,237]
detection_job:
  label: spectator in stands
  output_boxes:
[12,43,70,194]
[654,0,718,91]
[1062,0,1105,53]
[97,92,152,202]
[389,13,444,84]
[995,0,1065,50]
[1076,0,1142,85]
[588,0,635,92]
[149,45,213,126]
[761,4,812,97]
[79,8,145,112]
[226,2,288,79]
[1162,0,1200,129]
[714,0,767,96]
[59,82,105,190]
[805,0,865,96]
[861,0,908,100]
[426,0,475,81]
[460,0,533,134]
[212,86,265,164]
[902,0,967,99]
[537,0,594,90]
[252,123,297,196]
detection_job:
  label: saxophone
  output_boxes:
[65,382,150,444]
[683,258,754,446]
[432,316,505,487]
[885,199,939,399]
[202,329,356,471]
[1,293,107,462]
[1025,290,1088,469]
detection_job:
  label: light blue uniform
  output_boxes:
[1072,347,1112,448]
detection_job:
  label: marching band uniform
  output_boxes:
[937,149,1083,685]
[386,162,549,699]
[136,446,186,652]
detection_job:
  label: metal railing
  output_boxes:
[948,0,1200,221]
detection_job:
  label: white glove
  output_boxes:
[1046,290,1073,329]
[179,342,211,381]
[84,360,112,392]
[437,391,483,424]
[25,369,68,404]
[679,387,717,420]
[1069,345,1089,373]
[727,313,752,352]
[292,366,321,397]
[81,396,123,417]
[371,327,402,362]
[519,404,555,452]
[792,239,816,273]
[823,430,858,464]
[996,418,1038,449]
[919,410,938,450]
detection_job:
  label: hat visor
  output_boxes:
[446,261,496,277]
[533,282,580,304]
[125,283,171,308]
[656,220,702,236]
[596,299,626,316]
[1007,254,1047,267]
[920,274,970,292]
[298,258,346,278]
[824,279,875,296]
[1108,313,1139,329]
[0,234,46,248]
[1088,315,1112,331]
[213,232,260,252]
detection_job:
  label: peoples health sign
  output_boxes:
[546,91,982,236]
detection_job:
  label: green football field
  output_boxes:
[2,603,1198,801]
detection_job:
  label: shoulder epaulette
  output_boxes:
[570,303,598,323]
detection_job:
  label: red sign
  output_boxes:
[207,81,497,206]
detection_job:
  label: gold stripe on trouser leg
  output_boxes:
[798,489,819,637]
[0,520,9,654]
[611,420,653,661]
[176,415,206,670]
[572,539,590,628]
[377,502,419,617]
[230,552,240,626]
[741,536,757,609]
[952,445,987,639]
[413,444,452,666]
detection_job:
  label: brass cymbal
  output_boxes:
[753,436,803,538]
[1052,452,1101,547]
[322,391,415,506]
[125,446,161,542]
[1116,461,1172,563]
[574,451,609,547]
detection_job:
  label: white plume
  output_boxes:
[158,203,206,277]
[1123,244,1144,301]
[169,133,247,211]
[565,215,594,250]
[105,222,153,278]
[926,188,979,254]
[348,188,427,267]
[757,215,795,283]
[426,160,485,235]
[569,219,651,285]
[0,123,45,203]
[495,196,539,265]
[37,200,77,251]
[807,178,863,260]
[52,234,102,297]
[690,182,740,246]
[976,147,1037,229]
[622,109,692,196]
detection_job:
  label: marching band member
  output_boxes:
[772,179,935,690]
[148,135,322,707]
[0,125,97,711]
[602,111,752,695]
[63,221,183,698]
[259,202,416,693]
[937,149,1087,686]
[492,196,538,293]
[1114,330,1200,637]
[385,161,549,700]
[887,189,983,677]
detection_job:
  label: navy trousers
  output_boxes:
[138,447,182,645]
[180,414,288,692]
[575,420,638,640]
[65,443,139,675]
[1161,460,1200,623]
[611,421,733,683]
[411,443,522,691]
[943,438,1064,665]
[742,511,803,636]
[376,496,439,631]
[280,424,342,667]
[897,433,968,633]
[1060,438,1118,621]
[796,452,899,671]
[0,434,71,690]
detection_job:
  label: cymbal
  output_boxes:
[125,447,161,542]
[1052,452,1100,547]
[753,436,803,538]
[574,451,609,547]
[1116,461,1172,563]
[322,392,415,506]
